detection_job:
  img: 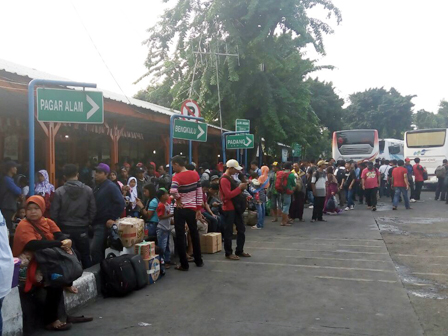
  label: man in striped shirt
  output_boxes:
[170,156,204,271]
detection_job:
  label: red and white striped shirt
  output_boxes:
[170,170,203,211]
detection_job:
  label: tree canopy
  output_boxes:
[345,88,414,139]
[413,100,448,130]
[138,0,341,150]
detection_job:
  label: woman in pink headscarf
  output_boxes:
[251,166,270,229]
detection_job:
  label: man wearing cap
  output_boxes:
[311,160,328,222]
[136,166,151,201]
[0,161,22,231]
[220,159,250,260]
[91,163,125,264]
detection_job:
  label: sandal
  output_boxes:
[187,256,194,262]
[165,264,171,269]
[67,315,93,323]
[175,265,189,271]
[45,322,72,331]
[271,218,278,222]
[64,286,78,294]
[226,254,240,260]
[237,252,251,258]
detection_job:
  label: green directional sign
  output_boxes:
[226,134,254,149]
[235,119,250,132]
[37,88,103,124]
[173,119,208,142]
[292,143,302,157]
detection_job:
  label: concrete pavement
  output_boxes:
[38,191,448,336]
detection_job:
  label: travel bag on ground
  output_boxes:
[130,254,148,290]
[101,254,137,297]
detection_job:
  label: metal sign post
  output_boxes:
[28,79,97,196]
[169,114,206,175]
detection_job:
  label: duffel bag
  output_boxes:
[130,254,148,290]
[101,254,137,297]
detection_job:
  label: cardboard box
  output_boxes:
[144,255,161,284]
[135,241,156,259]
[117,218,145,247]
[200,232,222,254]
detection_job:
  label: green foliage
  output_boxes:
[137,0,341,151]
[345,88,414,139]
[413,100,448,130]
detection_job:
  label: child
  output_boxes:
[12,207,26,230]
[136,184,158,239]
[156,189,174,268]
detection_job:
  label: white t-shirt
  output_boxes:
[0,211,14,299]
[311,171,328,197]
[379,165,390,181]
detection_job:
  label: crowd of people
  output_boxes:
[0,153,443,333]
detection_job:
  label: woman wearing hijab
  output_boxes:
[126,177,139,217]
[289,163,307,223]
[324,167,342,214]
[13,196,91,331]
[34,170,55,218]
[109,171,123,191]
[251,166,270,229]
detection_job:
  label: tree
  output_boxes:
[137,0,341,150]
[413,109,439,130]
[307,78,344,134]
[437,100,448,127]
[345,88,414,138]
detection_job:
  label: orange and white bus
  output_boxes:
[332,129,379,162]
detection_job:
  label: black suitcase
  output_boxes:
[130,255,148,290]
[100,254,137,297]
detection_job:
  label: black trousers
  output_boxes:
[60,226,92,269]
[365,188,378,207]
[174,208,202,269]
[312,196,325,220]
[436,178,446,200]
[43,287,64,325]
[414,181,423,200]
[222,210,245,256]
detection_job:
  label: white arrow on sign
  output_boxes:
[86,94,99,120]
[197,125,205,139]
[245,136,252,147]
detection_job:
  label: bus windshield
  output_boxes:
[336,130,375,148]
[406,130,446,148]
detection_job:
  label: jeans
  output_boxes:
[347,189,354,207]
[307,190,314,205]
[146,222,158,240]
[393,187,411,209]
[91,223,107,265]
[414,181,423,200]
[174,208,202,269]
[380,179,388,198]
[435,178,446,201]
[202,212,219,232]
[365,188,378,207]
[312,196,325,220]
[281,194,292,214]
[337,189,346,207]
[60,226,92,269]
[156,228,171,262]
[222,210,245,256]
[255,203,266,228]
[0,297,3,335]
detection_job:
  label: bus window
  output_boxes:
[379,140,385,153]
[336,131,375,148]
[389,145,401,155]
[406,130,446,148]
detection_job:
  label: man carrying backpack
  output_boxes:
[412,157,426,201]
[435,159,447,201]
[275,162,296,226]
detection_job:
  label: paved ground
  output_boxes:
[38,191,448,336]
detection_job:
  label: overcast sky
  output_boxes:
[1,0,446,113]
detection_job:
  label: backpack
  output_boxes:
[101,254,137,297]
[435,166,446,178]
[275,171,292,195]
[220,175,246,215]
[130,254,148,290]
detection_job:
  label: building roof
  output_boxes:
[0,58,226,131]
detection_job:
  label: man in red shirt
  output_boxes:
[392,160,411,210]
[169,156,204,271]
[219,159,250,260]
[412,157,425,201]
[361,162,380,211]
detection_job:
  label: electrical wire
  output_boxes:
[70,2,133,105]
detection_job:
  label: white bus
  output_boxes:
[404,128,448,185]
[332,129,379,162]
[379,138,404,161]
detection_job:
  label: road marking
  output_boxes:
[284,256,391,263]
[412,272,448,277]
[246,241,383,248]
[245,247,389,255]
[314,276,397,284]
[266,237,382,242]
[207,260,394,273]
[397,254,448,259]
